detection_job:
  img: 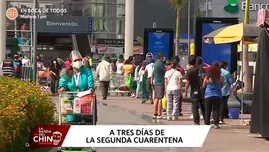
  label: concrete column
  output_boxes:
[124,0,134,59]
[0,0,6,62]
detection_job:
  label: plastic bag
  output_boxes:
[125,75,132,89]
[162,96,167,110]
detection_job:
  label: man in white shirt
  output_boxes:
[96,56,112,100]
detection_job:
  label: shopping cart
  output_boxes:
[37,70,50,92]
[58,92,97,152]
[109,74,131,96]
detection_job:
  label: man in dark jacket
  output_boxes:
[1,55,15,77]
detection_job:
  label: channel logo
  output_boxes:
[224,0,239,14]
[6,7,18,20]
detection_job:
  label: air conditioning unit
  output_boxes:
[257,9,269,28]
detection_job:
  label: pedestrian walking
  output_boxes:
[185,55,205,125]
[152,52,166,119]
[220,61,234,124]
[203,62,224,129]
[188,56,206,119]
[165,60,183,121]
[167,56,185,116]
[96,56,112,100]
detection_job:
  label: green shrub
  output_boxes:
[0,77,56,152]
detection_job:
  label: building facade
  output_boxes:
[199,0,269,24]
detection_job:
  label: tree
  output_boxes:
[242,0,252,92]
[169,0,190,56]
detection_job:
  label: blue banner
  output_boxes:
[148,32,170,59]
[202,23,232,70]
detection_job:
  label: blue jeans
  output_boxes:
[136,81,142,98]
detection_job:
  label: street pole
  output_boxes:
[187,0,190,55]
[0,0,6,62]
[205,0,208,17]
[124,0,134,59]
[32,0,37,81]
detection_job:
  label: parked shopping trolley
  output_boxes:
[109,74,130,96]
[58,92,97,152]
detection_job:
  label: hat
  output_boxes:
[146,52,153,58]
[70,50,82,61]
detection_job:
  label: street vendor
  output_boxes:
[58,50,94,94]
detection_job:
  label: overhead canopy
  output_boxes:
[203,23,261,44]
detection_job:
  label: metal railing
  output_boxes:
[21,66,33,81]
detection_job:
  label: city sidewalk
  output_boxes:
[100,93,269,152]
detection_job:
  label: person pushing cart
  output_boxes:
[58,50,97,152]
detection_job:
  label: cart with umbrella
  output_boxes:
[203,22,261,124]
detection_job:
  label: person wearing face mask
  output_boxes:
[49,59,61,95]
[22,55,30,66]
[58,50,94,94]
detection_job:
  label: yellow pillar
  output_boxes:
[190,43,195,55]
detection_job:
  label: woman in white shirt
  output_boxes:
[164,60,183,120]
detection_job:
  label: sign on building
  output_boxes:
[37,16,93,33]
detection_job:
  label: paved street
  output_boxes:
[92,92,269,152]
[52,92,269,152]
[52,96,192,152]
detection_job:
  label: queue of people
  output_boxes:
[131,53,243,129]
[184,55,242,129]
[1,50,245,129]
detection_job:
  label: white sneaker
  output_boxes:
[157,115,162,119]
[152,115,157,119]
[172,117,179,121]
[210,118,215,123]
[189,114,193,119]
[219,121,225,124]
[167,117,172,121]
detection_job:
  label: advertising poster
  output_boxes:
[148,32,170,59]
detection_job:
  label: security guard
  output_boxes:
[1,55,15,77]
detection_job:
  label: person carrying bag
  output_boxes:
[164,60,183,121]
